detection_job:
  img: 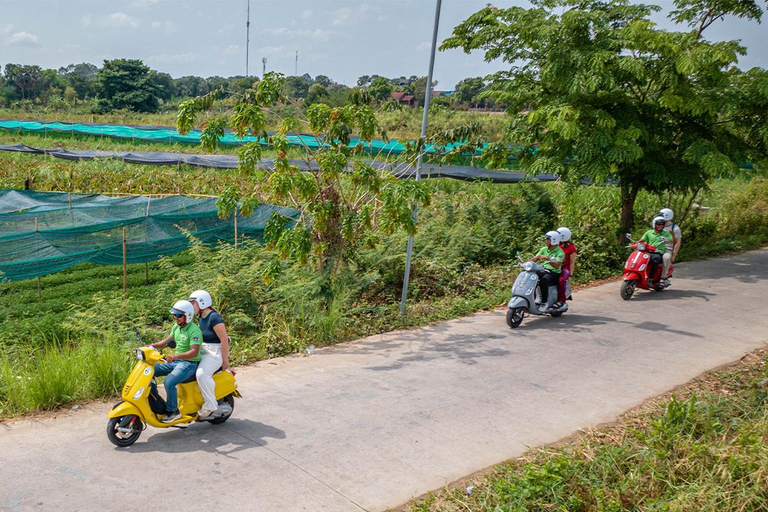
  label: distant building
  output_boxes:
[391,91,416,106]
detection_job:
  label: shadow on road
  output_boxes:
[118,418,286,456]
[629,288,716,302]
[680,250,768,283]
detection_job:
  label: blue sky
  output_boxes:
[1,0,766,90]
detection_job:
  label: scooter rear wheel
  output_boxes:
[107,415,142,447]
[620,280,637,300]
[506,307,525,328]
[208,394,235,425]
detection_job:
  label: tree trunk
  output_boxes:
[619,181,639,244]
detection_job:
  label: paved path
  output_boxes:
[2,249,767,512]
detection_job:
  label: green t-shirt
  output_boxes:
[535,246,565,273]
[639,229,670,254]
[170,322,203,362]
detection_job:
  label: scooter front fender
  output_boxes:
[622,271,642,282]
[107,400,143,420]
[508,296,531,310]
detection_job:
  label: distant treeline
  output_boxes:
[0,59,496,114]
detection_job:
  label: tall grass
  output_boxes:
[0,336,132,416]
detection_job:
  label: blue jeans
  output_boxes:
[153,360,198,414]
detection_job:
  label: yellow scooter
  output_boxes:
[106,343,241,447]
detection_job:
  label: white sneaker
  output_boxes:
[197,408,215,419]
[664,278,671,287]
[161,411,181,423]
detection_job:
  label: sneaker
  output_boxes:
[161,411,181,423]
[664,278,671,287]
[197,408,215,419]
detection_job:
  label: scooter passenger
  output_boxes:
[658,208,681,287]
[150,300,202,423]
[639,217,669,286]
[531,231,565,310]
[555,226,577,310]
[188,289,231,419]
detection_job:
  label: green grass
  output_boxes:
[409,350,768,511]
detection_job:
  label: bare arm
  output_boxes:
[166,344,200,363]
[570,254,576,275]
[213,322,230,370]
[151,336,173,350]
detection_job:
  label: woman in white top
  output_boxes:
[188,289,231,418]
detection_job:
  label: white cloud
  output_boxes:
[147,53,196,64]
[302,10,312,21]
[82,12,141,29]
[259,45,297,59]
[7,31,40,47]
[223,44,240,57]
[151,21,176,32]
[416,41,431,52]
[264,27,335,43]
[332,5,386,27]
[129,0,160,8]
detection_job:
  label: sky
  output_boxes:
[1,0,766,90]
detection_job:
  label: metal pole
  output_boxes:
[245,0,251,77]
[234,210,238,249]
[122,227,127,297]
[35,217,41,300]
[295,50,298,76]
[400,0,442,316]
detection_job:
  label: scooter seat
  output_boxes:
[180,366,223,384]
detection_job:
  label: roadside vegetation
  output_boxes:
[409,348,768,511]
[2,141,768,417]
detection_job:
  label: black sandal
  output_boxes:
[551,302,564,309]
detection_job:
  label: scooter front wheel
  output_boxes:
[620,279,637,300]
[107,415,142,447]
[506,307,525,328]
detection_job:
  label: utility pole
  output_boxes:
[295,50,298,76]
[400,0,442,316]
[245,0,250,76]
[262,57,267,77]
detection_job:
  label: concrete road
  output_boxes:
[1,249,767,512]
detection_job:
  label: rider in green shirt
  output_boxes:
[532,231,565,307]
[638,216,670,285]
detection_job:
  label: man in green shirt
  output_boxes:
[532,230,565,308]
[150,300,202,423]
[638,216,671,286]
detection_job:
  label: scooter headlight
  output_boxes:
[525,286,535,295]
[133,387,145,400]
[639,264,646,271]
[134,349,145,361]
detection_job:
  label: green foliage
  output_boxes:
[442,0,768,235]
[95,59,161,113]
[412,356,768,511]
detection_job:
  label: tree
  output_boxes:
[306,83,329,105]
[151,71,175,102]
[453,77,485,107]
[284,75,312,99]
[4,64,43,100]
[356,75,371,87]
[409,76,437,107]
[443,0,768,238]
[314,75,333,87]
[59,63,98,100]
[176,73,479,293]
[175,75,208,97]
[95,59,160,113]
[368,76,393,102]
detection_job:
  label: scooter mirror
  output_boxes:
[625,233,632,240]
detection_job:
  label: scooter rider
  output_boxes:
[150,300,202,423]
[658,208,681,287]
[188,289,231,419]
[531,231,565,309]
[639,217,669,286]
[555,226,577,309]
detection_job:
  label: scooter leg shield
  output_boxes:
[508,296,530,309]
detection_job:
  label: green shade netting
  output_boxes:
[0,119,484,155]
[0,189,299,281]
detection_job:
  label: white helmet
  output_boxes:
[556,227,571,242]
[188,289,212,310]
[170,300,195,323]
[658,208,674,221]
[544,230,562,245]
[652,216,666,228]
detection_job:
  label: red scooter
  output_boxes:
[620,234,673,300]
